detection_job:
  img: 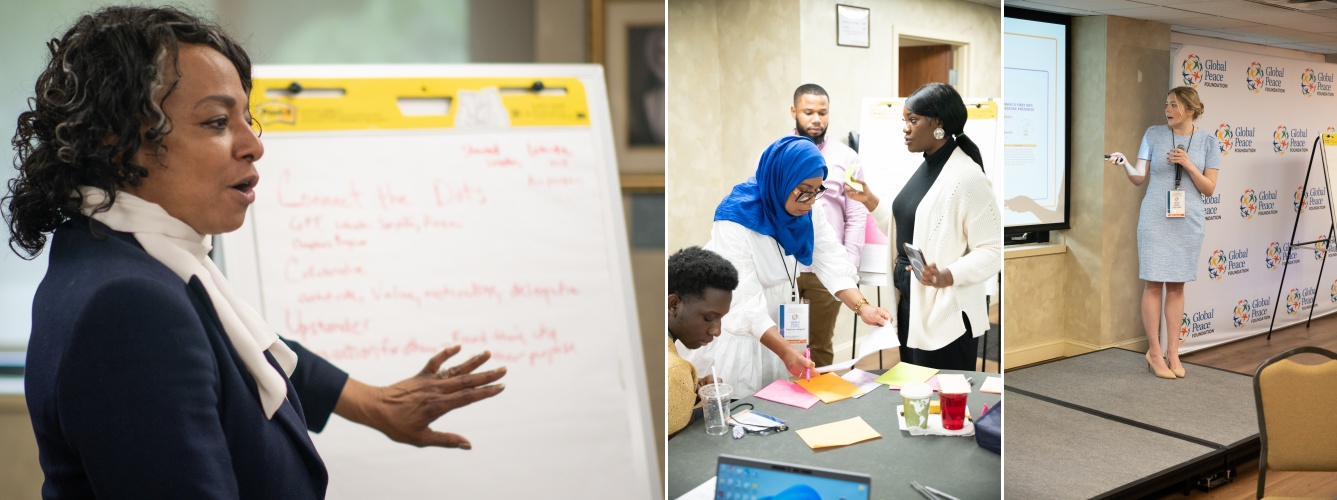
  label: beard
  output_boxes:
[795,118,826,144]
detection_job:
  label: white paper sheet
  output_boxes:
[814,325,900,373]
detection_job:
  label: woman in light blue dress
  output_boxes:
[1106,86,1221,380]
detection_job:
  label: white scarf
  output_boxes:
[79,186,296,419]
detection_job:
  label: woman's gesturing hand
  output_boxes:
[335,345,507,450]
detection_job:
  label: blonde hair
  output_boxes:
[1169,86,1205,120]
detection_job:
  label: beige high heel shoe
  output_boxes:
[1166,353,1186,378]
[1146,350,1175,379]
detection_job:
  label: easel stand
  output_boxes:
[1268,136,1334,338]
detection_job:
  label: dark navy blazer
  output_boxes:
[25,217,350,499]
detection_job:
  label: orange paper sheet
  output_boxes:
[795,372,862,404]
[795,416,882,449]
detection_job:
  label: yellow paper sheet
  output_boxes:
[845,162,863,192]
[795,416,882,449]
[795,372,862,404]
[874,362,939,388]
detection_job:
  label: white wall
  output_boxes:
[797,0,1003,144]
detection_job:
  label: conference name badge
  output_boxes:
[1167,190,1186,218]
[778,303,810,345]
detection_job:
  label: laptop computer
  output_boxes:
[714,454,871,500]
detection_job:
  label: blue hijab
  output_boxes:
[714,136,828,265]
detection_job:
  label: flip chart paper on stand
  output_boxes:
[753,379,821,409]
[220,65,658,500]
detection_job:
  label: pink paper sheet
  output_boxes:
[752,379,820,409]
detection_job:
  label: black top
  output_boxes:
[892,138,956,292]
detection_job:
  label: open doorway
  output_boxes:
[896,33,969,97]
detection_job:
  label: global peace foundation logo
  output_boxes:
[1274,125,1289,154]
[1182,54,1203,87]
[1302,68,1318,96]
[1317,235,1330,260]
[1266,241,1285,269]
[1331,279,1337,302]
[1233,300,1251,327]
[1217,124,1233,155]
[1207,249,1227,280]
[1295,186,1308,212]
[1286,288,1303,315]
[1240,189,1257,219]
[1247,62,1265,93]
[1179,313,1190,344]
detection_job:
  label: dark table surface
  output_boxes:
[667,369,1001,500]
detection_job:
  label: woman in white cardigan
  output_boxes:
[681,136,891,397]
[887,83,1002,370]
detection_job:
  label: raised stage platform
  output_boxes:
[1004,348,1260,499]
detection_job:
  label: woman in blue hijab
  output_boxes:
[680,136,891,397]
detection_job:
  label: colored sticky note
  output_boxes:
[841,368,882,398]
[874,362,939,388]
[981,376,1003,394]
[753,379,820,409]
[889,374,942,392]
[845,162,863,191]
[796,372,862,404]
[936,373,972,394]
[795,416,882,449]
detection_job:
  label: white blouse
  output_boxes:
[679,204,859,396]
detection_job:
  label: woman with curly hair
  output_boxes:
[5,6,505,497]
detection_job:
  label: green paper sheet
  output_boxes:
[874,362,939,388]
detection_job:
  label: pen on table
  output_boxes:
[924,485,962,500]
[910,481,940,500]
[804,348,811,381]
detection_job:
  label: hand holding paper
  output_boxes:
[814,325,900,373]
[856,304,892,326]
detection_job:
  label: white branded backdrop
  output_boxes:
[1171,45,1337,353]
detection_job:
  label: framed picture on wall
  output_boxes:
[591,0,664,179]
[836,4,870,48]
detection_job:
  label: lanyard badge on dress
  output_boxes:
[1167,127,1194,218]
[776,243,809,346]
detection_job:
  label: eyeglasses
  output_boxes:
[793,184,827,203]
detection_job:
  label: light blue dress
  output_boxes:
[1136,124,1221,282]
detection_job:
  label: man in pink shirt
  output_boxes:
[791,84,868,367]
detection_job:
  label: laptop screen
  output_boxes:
[714,454,871,500]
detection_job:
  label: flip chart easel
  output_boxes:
[1268,134,1337,338]
[857,97,1002,209]
[219,65,660,499]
